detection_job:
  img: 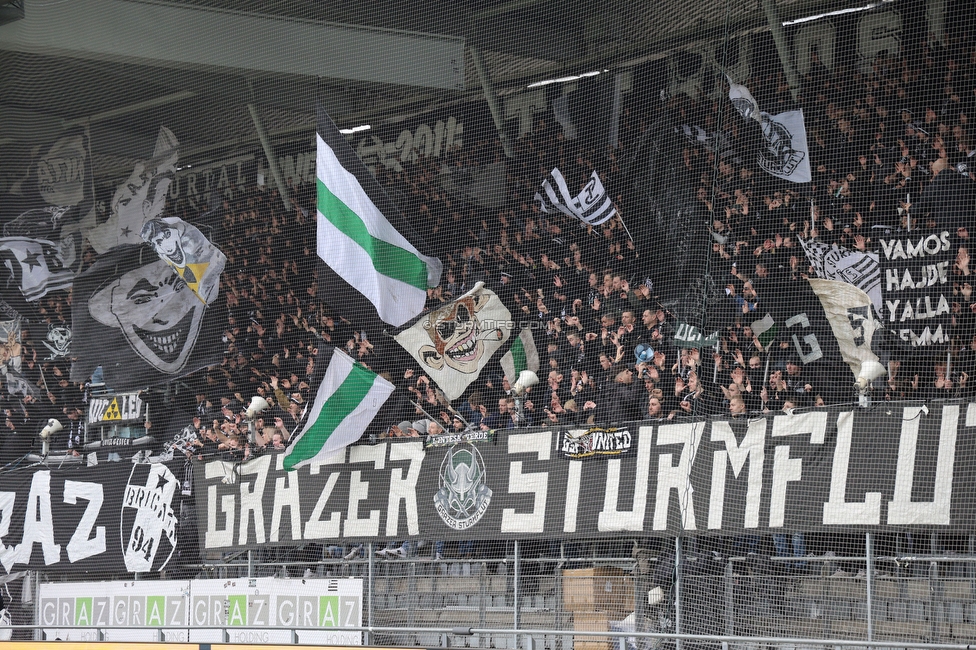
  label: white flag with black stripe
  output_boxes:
[534,168,616,226]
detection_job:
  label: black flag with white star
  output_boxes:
[0,237,74,302]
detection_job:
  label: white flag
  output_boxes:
[809,278,879,379]
[0,237,73,301]
[395,282,511,400]
[141,216,226,304]
[283,348,395,471]
[800,237,882,317]
[728,81,762,124]
[728,80,811,183]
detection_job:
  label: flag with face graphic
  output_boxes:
[316,106,442,328]
[2,126,96,277]
[395,282,512,401]
[81,126,179,254]
[69,244,225,390]
[140,216,226,304]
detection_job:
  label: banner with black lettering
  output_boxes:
[194,401,976,551]
[0,460,188,575]
[878,231,953,348]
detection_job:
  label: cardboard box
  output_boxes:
[572,611,615,650]
[563,567,634,615]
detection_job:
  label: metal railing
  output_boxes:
[26,535,976,649]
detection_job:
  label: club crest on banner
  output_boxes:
[120,463,179,573]
[434,444,492,530]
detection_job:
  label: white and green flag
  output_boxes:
[395,281,511,401]
[751,313,778,349]
[283,348,396,471]
[316,106,442,327]
[500,326,539,383]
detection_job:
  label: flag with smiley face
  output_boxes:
[395,281,511,401]
[140,216,226,304]
[70,244,226,390]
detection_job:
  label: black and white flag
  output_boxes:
[799,237,882,317]
[809,278,880,380]
[728,81,811,183]
[81,126,179,254]
[70,244,225,390]
[764,278,848,403]
[534,168,617,226]
[0,237,74,301]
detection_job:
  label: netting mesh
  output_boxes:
[0,0,975,647]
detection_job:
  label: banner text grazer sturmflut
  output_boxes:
[195,401,976,551]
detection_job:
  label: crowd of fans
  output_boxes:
[2,35,975,471]
[0,34,973,567]
[0,23,974,587]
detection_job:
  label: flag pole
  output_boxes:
[906,192,911,231]
[411,400,440,428]
[713,339,720,384]
[616,212,635,243]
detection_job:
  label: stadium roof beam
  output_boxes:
[0,0,466,91]
[246,99,292,213]
[470,46,514,159]
[61,90,197,128]
[760,0,801,101]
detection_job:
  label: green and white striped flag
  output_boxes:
[500,326,540,383]
[283,348,396,471]
[316,106,442,327]
[750,313,778,349]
